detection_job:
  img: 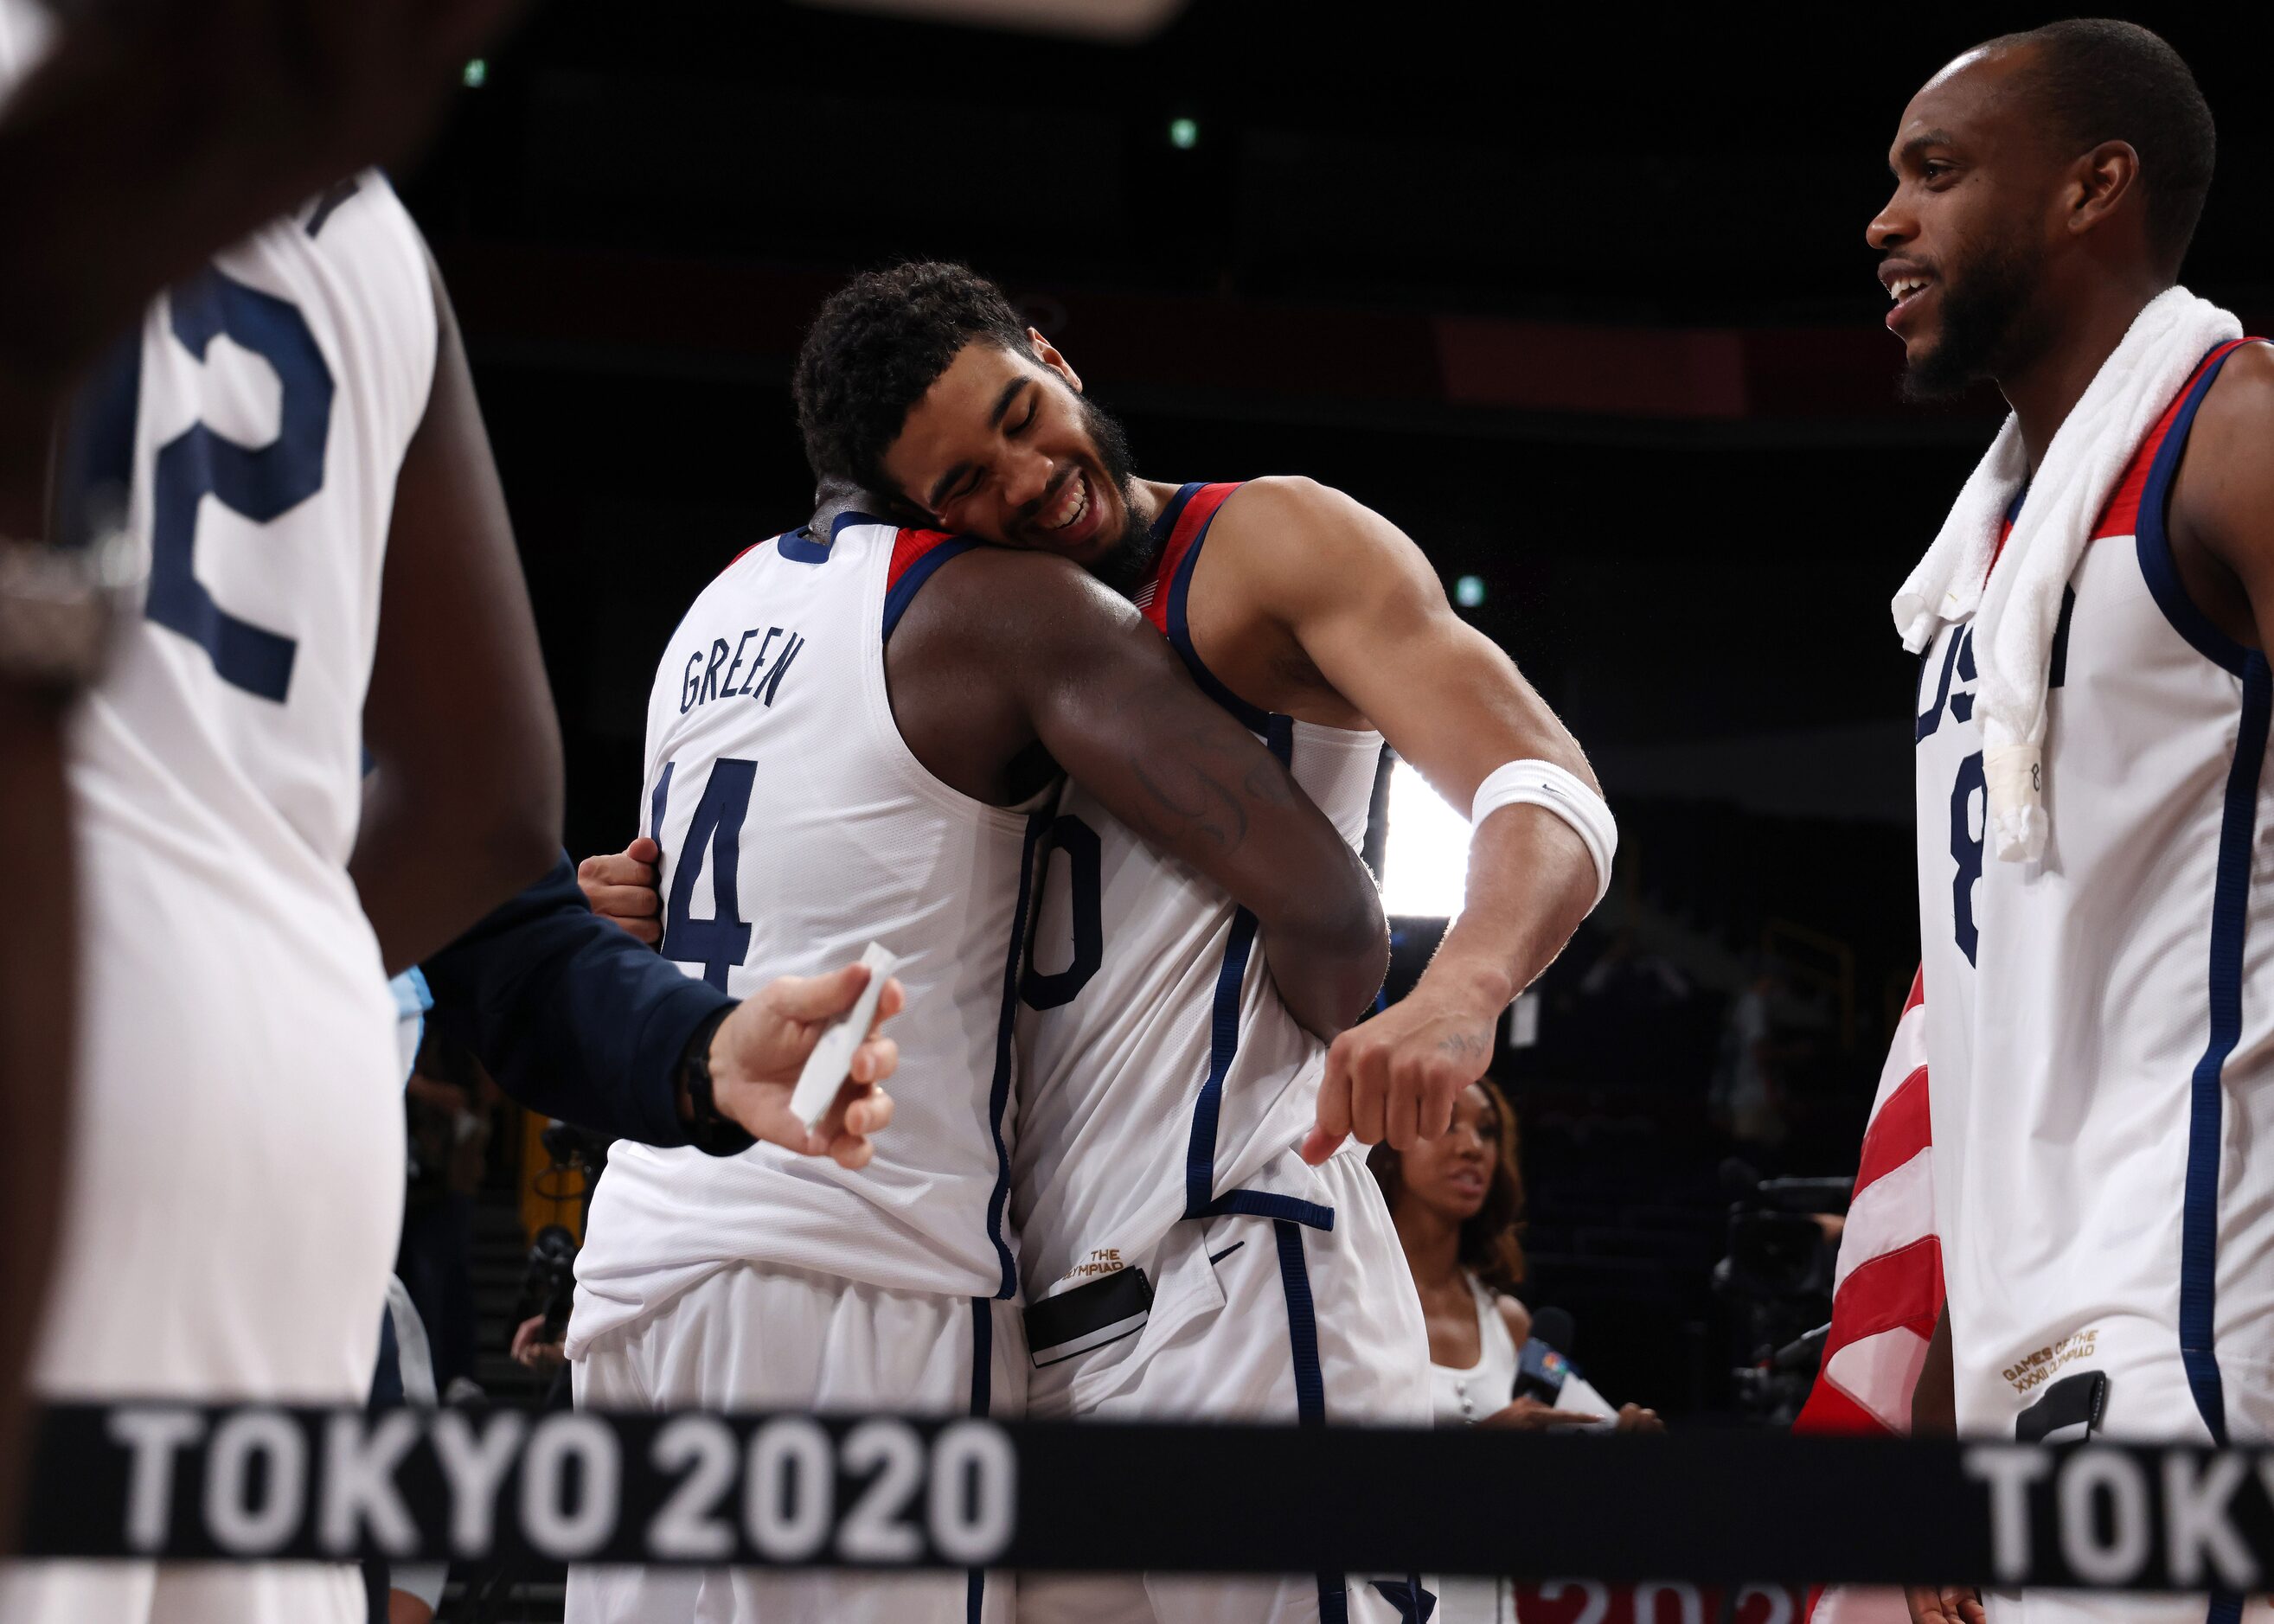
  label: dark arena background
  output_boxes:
[123,0,2265,1614]
[386,0,2274,1400]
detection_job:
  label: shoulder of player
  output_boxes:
[1213,475,1424,608]
[1217,474,1375,550]
[2173,342,2274,559]
[897,542,1142,655]
[2188,341,2274,449]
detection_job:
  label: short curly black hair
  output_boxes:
[1988,19,2215,268]
[793,261,1032,500]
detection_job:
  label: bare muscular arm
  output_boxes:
[351,252,561,974]
[888,546,1388,1039]
[0,684,67,1544]
[1211,478,1599,1157]
[0,0,531,1542]
[2170,345,2274,656]
[1904,1306,1982,1624]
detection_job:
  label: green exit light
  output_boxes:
[1455,575,1486,608]
[463,58,488,88]
[1169,117,1199,150]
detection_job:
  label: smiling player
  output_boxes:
[1866,22,2274,1624]
[792,263,1610,1624]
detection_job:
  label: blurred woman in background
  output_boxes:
[1371,1075,1661,1624]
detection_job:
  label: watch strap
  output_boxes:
[678,1006,756,1158]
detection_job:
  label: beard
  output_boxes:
[1900,235,2048,402]
[1067,390,1159,598]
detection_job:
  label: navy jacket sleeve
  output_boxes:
[420,853,730,1148]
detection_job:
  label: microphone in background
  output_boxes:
[1513,1307,1621,1429]
[1512,1307,1577,1406]
[1528,1306,1575,1356]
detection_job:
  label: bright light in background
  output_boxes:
[1381,759,1469,917]
[463,58,488,87]
[796,0,1191,43]
[1454,574,1485,608]
[1168,117,1200,150]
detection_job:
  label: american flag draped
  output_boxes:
[1793,969,1944,1624]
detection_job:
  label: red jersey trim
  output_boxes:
[887,527,963,591]
[2091,337,2262,542]
[1139,482,1241,637]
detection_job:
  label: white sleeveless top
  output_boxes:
[1429,1273,1520,1624]
[1430,1273,1521,1425]
[1012,483,1385,1300]
[571,519,1047,1351]
[4,0,441,1402]
[1912,338,2274,1443]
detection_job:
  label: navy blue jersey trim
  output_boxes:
[1274,1218,1326,1423]
[832,508,894,539]
[983,814,1050,1299]
[965,1297,992,1623]
[1185,905,1261,1216]
[2047,586,2076,691]
[883,537,981,642]
[1272,1219,1347,1624]
[2180,651,2271,1450]
[647,761,675,847]
[1371,1579,1438,1623]
[968,1297,993,1416]
[1152,482,1201,546]
[2136,343,2259,678]
[1163,489,1278,736]
[1204,1189,1336,1230]
[1182,719,1297,1216]
[777,527,832,565]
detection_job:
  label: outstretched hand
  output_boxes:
[707,962,903,1169]
[575,842,901,1165]
[1476,1396,1606,1432]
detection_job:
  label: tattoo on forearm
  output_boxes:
[1131,741,1250,851]
[1242,760,1296,807]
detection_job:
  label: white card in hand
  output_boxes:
[788,943,900,1130]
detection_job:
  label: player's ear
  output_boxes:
[1029,329,1084,394]
[2067,139,2140,238]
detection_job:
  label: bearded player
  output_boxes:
[1867,21,2274,1624]
[564,462,1386,1624]
[791,264,1609,1624]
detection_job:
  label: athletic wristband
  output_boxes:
[1470,759,1617,910]
[676,1006,756,1158]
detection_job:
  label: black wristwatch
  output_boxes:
[676,1007,756,1157]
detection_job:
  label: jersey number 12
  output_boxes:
[71,266,334,703]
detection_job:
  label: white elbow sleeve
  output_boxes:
[1470,759,1616,911]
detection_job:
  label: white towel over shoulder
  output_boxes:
[1890,285,2240,861]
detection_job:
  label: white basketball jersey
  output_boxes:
[3,0,439,1402]
[1013,483,1384,1301]
[1914,339,2274,1445]
[570,519,1047,1350]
